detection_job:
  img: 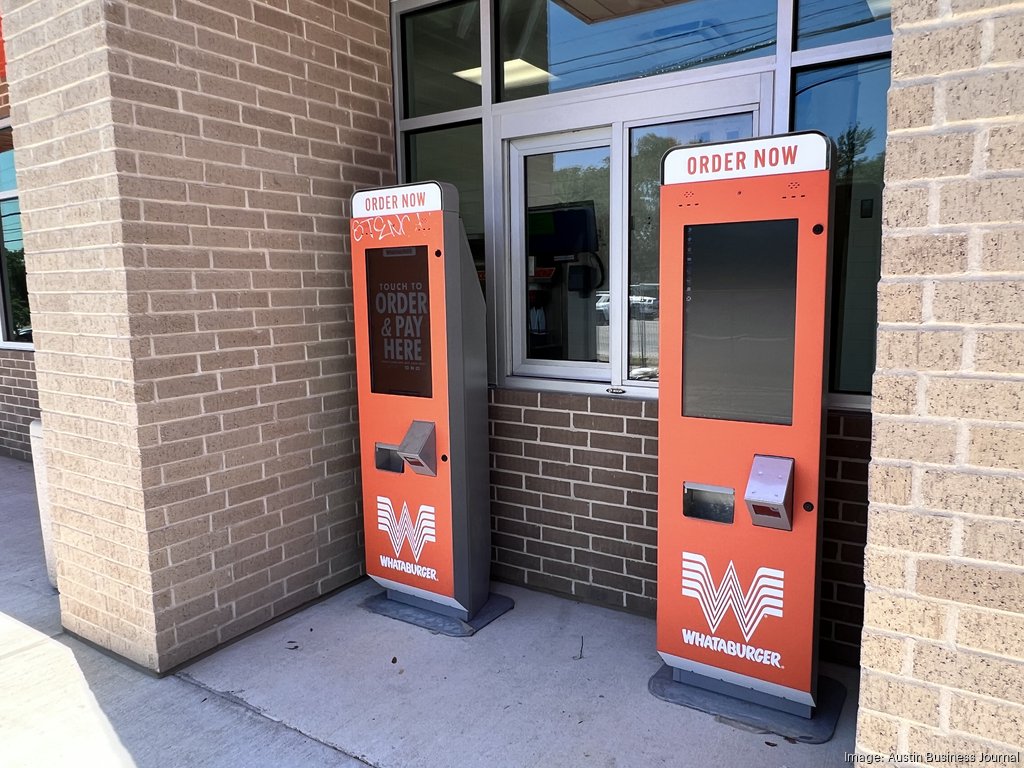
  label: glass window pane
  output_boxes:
[524,147,610,363]
[627,113,753,381]
[0,129,15,193]
[793,57,890,395]
[796,0,891,51]
[683,219,798,425]
[1,199,29,342]
[406,123,485,285]
[497,0,776,101]
[402,0,481,118]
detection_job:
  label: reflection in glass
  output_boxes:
[0,129,15,193]
[524,147,610,363]
[796,0,891,50]
[683,219,798,425]
[497,0,776,101]
[0,199,29,342]
[627,113,753,381]
[402,0,481,118]
[794,57,889,394]
[407,123,486,285]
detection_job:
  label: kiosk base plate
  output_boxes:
[362,591,514,637]
[647,664,846,744]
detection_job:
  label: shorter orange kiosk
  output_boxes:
[651,132,844,736]
[350,181,510,633]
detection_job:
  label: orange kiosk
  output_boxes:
[655,133,834,719]
[350,181,509,632]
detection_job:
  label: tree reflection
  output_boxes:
[3,247,30,340]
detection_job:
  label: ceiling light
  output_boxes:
[866,0,891,19]
[454,58,556,87]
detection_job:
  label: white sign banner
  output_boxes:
[353,182,443,218]
[663,133,830,185]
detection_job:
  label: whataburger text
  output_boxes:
[682,628,783,668]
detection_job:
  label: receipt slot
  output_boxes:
[350,182,508,630]
[655,133,834,718]
[745,455,795,530]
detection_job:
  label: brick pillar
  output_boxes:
[2,0,393,671]
[858,0,1024,756]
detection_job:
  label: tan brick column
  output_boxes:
[2,0,392,671]
[859,0,1024,756]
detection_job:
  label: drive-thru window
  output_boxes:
[392,0,890,404]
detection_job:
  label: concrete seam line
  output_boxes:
[174,671,379,767]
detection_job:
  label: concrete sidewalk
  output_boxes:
[0,453,859,767]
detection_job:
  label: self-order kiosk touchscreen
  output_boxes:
[365,245,432,399]
[682,218,798,426]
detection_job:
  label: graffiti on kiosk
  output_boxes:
[352,213,429,243]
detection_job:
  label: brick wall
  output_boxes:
[489,388,870,665]
[857,0,1024,757]
[3,0,392,671]
[489,390,660,615]
[821,409,871,666]
[0,349,39,461]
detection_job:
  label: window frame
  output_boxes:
[499,75,767,393]
[392,0,892,409]
[0,119,30,351]
[508,127,614,383]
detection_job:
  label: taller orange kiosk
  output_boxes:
[654,132,838,726]
[350,181,510,633]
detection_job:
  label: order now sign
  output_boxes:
[663,132,829,184]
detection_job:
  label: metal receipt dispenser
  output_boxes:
[655,133,834,718]
[350,181,508,630]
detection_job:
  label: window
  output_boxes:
[394,0,891,400]
[0,127,28,345]
[503,80,765,386]
[793,57,890,395]
[627,114,753,381]
[405,122,486,280]
[496,0,776,101]
[796,0,891,51]
[511,132,612,380]
[401,0,482,118]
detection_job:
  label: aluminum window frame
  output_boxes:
[508,127,614,383]
[391,0,892,408]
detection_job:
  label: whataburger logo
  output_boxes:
[680,552,784,668]
[376,496,439,581]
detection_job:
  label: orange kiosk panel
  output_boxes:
[657,133,834,716]
[350,182,492,621]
